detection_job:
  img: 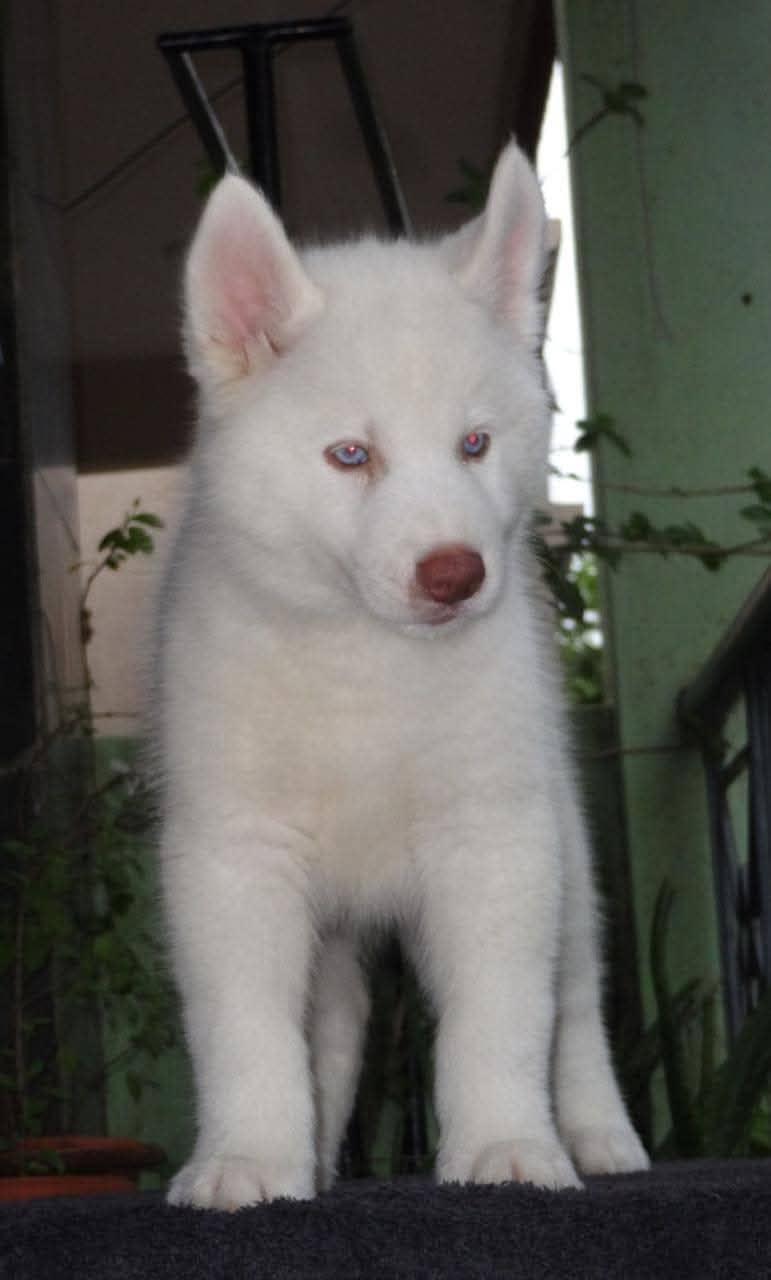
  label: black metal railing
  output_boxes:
[678,569,771,1039]
[157,17,410,234]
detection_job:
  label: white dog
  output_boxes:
[156,141,648,1210]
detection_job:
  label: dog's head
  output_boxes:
[183,142,550,634]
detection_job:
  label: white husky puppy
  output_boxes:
[157,141,648,1210]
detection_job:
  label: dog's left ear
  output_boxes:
[441,141,546,351]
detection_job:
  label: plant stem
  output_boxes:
[566,107,608,155]
[601,481,755,499]
[549,535,770,560]
[582,742,687,760]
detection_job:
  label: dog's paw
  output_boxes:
[565,1125,650,1176]
[441,1137,582,1190]
[167,1155,315,1210]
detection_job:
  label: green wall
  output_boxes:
[558,1,771,1038]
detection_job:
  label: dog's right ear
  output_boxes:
[184,175,323,387]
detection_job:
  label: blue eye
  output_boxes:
[461,430,490,459]
[327,442,370,469]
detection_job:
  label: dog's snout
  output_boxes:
[415,546,486,605]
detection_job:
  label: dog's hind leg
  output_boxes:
[310,933,370,1190]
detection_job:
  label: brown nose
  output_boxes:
[415,545,486,605]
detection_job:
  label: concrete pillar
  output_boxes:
[557,1,771,1041]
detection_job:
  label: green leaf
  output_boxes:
[620,511,652,542]
[568,673,603,704]
[125,1070,143,1104]
[93,933,114,962]
[196,160,226,199]
[531,535,585,622]
[1,839,35,859]
[132,511,164,529]
[740,504,771,534]
[98,528,129,553]
[23,935,53,974]
[708,986,771,1156]
[561,514,608,549]
[57,1046,79,1075]
[661,521,708,546]
[580,77,648,127]
[553,574,586,622]
[698,550,725,572]
[575,413,633,457]
[445,158,489,212]
[617,81,649,100]
[124,525,154,555]
[621,977,703,1105]
[748,467,771,503]
[597,544,623,570]
[110,892,134,917]
[696,987,718,1131]
[650,883,704,1156]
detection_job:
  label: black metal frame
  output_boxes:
[0,41,36,835]
[678,569,771,1039]
[157,17,410,234]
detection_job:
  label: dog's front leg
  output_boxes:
[417,804,581,1191]
[552,777,650,1175]
[162,819,316,1209]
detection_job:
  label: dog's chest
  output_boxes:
[229,630,488,905]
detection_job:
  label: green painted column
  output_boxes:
[557,1,771,1043]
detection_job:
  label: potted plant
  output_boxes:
[0,1136,165,1201]
[0,502,175,1199]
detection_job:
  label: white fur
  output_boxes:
[157,142,648,1210]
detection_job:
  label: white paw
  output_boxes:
[167,1155,315,1210]
[565,1125,650,1176]
[441,1137,582,1190]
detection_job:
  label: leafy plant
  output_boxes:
[569,76,648,152]
[556,555,604,705]
[534,415,771,710]
[629,883,771,1158]
[541,416,771,576]
[344,942,438,1178]
[0,503,175,1164]
[79,499,163,649]
[445,158,489,214]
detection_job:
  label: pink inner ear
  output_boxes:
[502,220,536,320]
[217,274,269,345]
[208,229,279,349]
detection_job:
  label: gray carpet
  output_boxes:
[3,1161,771,1279]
